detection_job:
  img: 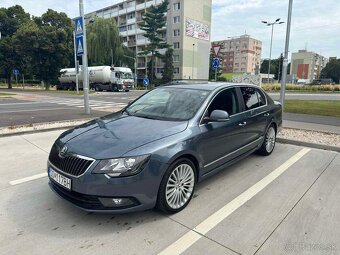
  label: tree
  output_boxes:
[321,58,340,84]
[87,18,123,66]
[139,0,169,82]
[15,10,73,89]
[260,55,289,80]
[162,48,174,83]
[0,5,30,88]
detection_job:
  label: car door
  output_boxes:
[196,88,249,174]
[239,86,270,144]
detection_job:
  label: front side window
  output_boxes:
[240,87,260,110]
[207,88,240,117]
[126,88,210,121]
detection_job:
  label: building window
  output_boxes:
[174,68,180,74]
[173,2,180,11]
[173,16,180,24]
[127,24,135,30]
[173,42,180,49]
[127,1,135,8]
[119,26,127,32]
[173,29,180,36]
[127,12,135,19]
[173,55,180,62]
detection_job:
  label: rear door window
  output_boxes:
[240,87,259,110]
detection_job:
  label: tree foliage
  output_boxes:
[321,58,340,84]
[260,55,290,80]
[87,18,123,66]
[0,5,30,88]
[162,48,174,83]
[0,6,72,89]
[139,0,169,81]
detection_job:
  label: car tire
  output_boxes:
[95,85,102,92]
[157,158,196,214]
[112,85,119,92]
[258,124,276,156]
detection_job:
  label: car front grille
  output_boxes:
[49,144,94,176]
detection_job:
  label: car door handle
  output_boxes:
[238,121,247,127]
[264,113,270,117]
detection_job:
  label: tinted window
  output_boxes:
[126,88,209,121]
[207,88,239,116]
[256,89,266,106]
[240,87,260,110]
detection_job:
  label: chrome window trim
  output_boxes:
[198,85,268,126]
[48,153,96,178]
[204,136,263,168]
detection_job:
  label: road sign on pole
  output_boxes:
[212,45,221,58]
[76,36,84,56]
[74,17,84,36]
[212,58,220,69]
[143,78,149,87]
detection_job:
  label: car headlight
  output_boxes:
[92,155,150,177]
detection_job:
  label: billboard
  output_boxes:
[185,18,210,41]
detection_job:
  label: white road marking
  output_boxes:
[9,173,48,186]
[159,148,311,255]
[0,102,42,106]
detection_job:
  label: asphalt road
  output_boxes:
[0,130,339,255]
[0,89,339,128]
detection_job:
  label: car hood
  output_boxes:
[57,112,188,159]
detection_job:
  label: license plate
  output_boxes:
[49,167,71,190]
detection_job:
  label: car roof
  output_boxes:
[163,82,259,91]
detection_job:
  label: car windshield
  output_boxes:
[122,72,133,79]
[125,87,210,121]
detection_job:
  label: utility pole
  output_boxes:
[79,0,90,114]
[280,0,293,110]
[192,44,195,80]
[73,31,79,94]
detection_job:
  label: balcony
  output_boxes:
[127,18,136,24]
[137,63,146,68]
[128,41,136,47]
[136,3,146,11]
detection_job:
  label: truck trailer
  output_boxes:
[57,66,134,92]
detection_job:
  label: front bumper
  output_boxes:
[48,159,167,213]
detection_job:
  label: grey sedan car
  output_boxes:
[48,83,282,213]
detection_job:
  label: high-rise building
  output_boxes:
[85,0,212,80]
[212,35,262,74]
[290,50,329,81]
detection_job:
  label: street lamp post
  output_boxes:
[192,43,195,80]
[262,19,284,83]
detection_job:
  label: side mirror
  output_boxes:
[206,110,230,123]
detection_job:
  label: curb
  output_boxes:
[277,138,340,153]
[0,125,78,138]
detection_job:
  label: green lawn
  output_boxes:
[285,100,340,118]
[0,92,16,96]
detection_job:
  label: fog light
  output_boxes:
[112,198,124,205]
[99,197,136,208]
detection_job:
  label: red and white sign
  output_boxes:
[212,45,221,57]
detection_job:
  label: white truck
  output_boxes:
[58,66,134,92]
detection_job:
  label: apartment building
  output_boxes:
[290,50,329,80]
[85,0,212,80]
[212,34,262,74]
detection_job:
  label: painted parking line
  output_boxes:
[159,148,311,255]
[9,173,47,186]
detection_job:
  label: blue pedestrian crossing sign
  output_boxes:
[212,58,220,69]
[74,17,84,36]
[76,36,84,56]
[143,78,149,87]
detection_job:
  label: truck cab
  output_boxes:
[110,67,134,92]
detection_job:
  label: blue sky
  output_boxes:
[1,0,339,59]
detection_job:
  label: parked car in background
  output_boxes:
[47,83,282,213]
